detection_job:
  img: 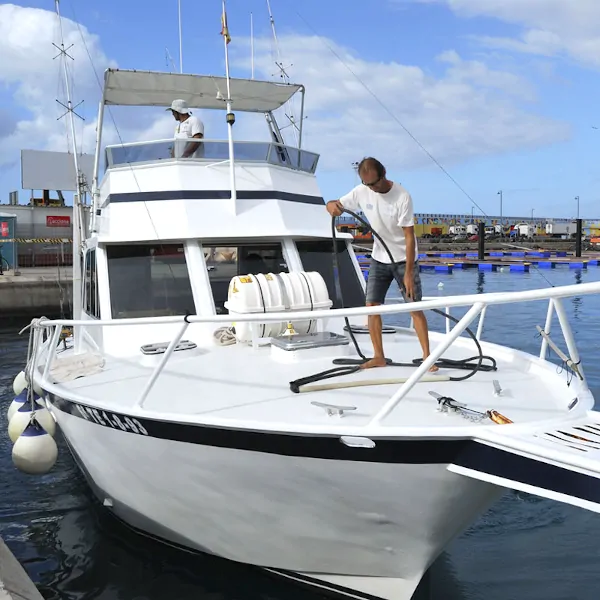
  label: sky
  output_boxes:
[1,0,600,220]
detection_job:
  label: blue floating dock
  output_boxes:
[434,264,453,273]
[510,252,526,257]
[588,259,599,266]
[537,261,555,269]
[490,251,504,257]
[466,252,478,258]
[451,262,464,269]
[510,263,530,272]
[478,263,497,271]
[569,262,587,269]
[440,253,455,258]
[556,251,567,257]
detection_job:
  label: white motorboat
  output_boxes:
[8,61,600,600]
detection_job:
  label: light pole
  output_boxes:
[497,190,503,233]
[531,208,535,221]
[575,196,580,220]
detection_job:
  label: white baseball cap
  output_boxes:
[166,99,191,114]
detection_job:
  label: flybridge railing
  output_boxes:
[32,281,599,428]
[104,138,320,174]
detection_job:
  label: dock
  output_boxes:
[0,537,44,600]
[0,267,72,318]
[355,250,600,276]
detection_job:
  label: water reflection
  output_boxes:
[27,486,470,600]
[476,272,485,294]
[413,552,470,599]
[572,270,583,320]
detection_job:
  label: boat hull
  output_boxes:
[47,395,503,599]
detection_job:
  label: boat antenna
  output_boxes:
[178,0,183,73]
[165,47,177,72]
[53,0,85,338]
[265,0,299,146]
[221,0,237,214]
[250,12,255,79]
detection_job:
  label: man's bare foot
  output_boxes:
[425,358,439,372]
[360,357,388,369]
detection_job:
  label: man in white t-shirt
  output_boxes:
[326,157,437,371]
[166,99,205,159]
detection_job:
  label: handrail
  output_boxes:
[31,280,600,328]
[32,280,597,426]
[104,138,320,174]
[104,138,302,150]
[368,302,485,427]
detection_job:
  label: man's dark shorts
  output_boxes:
[366,258,423,304]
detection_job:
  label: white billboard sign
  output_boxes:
[21,149,95,192]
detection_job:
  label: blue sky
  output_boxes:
[1,0,600,220]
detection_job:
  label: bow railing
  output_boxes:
[31,280,599,427]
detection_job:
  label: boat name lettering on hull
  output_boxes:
[76,405,149,436]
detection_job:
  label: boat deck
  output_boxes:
[46,328,577,433]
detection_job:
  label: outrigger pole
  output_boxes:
[221,0,237,215]
[54,0,85,344]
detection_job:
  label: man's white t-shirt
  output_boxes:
[339,182,418,264]
[174,115,205,158]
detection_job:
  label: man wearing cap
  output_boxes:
[167,99,205,159]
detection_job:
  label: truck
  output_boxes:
[449,225,467,236]
[545,221,577,238]
[511,223,535,239]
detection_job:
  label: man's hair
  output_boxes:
[357,157,385,178]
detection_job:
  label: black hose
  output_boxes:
[337,208,495,382]
[288,207,497,393]
[331,215,368,361]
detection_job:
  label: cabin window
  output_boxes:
[84,249,99,318]
[106,244,195,318]
[296,240,365,308]
[203,243,288,313]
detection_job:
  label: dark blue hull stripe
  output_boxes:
[453,443,600,506]
[50,394,600,504]
[107,190,325,205]
[48,394,468,464]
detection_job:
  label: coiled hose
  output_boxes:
[288,208,497,393]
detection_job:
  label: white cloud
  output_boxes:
[0,4,181,175]
[0,4,108,168]
[436,49,537,101]
[406,0,600,69]
[235,34,569,171]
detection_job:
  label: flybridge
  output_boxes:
[90,67,312,231]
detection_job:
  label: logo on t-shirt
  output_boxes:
[366,203,373,210]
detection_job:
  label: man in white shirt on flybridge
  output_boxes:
[167,99,204,159]
[326,157,437,371]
